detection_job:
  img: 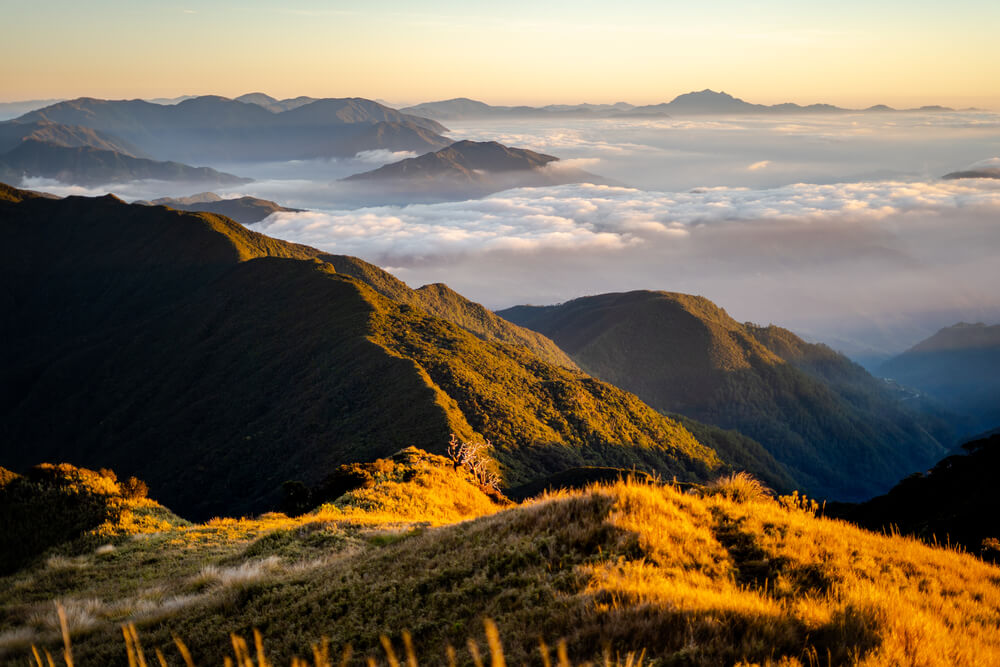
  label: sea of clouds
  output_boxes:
[25,110,1000,361]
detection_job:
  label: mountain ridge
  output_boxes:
[0,184,739,519]
[499,290,952,500]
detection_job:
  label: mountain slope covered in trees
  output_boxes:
[500,291,952,500]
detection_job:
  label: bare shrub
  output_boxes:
[447,434,501,492]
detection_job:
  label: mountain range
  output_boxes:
[880,322,1000,433]
[12,95,450,163]
[402,89,960,121]
[499,291,954,501]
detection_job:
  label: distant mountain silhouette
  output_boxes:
[943,168,1000,180]
[0,139,249,187]
[0,183,750,519]
[234,92,318,113]
[346,140,558,180]
[0,99,65,120]
[134,192,303,224]
[12,96,450,162]
[401,98,639,120]
[402,90,956,120]
[342,140,610,202]
[835,433,1000,561]
[499,290,954,501]
[880,323,1000,432]
[0,119,146,157]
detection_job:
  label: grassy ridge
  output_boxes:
[3,458,998,666]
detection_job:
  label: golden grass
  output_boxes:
[6,468,1000,666]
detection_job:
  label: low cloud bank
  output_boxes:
[254,179,1000,356]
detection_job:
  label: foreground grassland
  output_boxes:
[1,454,998,666]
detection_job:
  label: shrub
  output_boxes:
[447,434,501,492]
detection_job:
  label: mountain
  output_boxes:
[499,290,953,501]
[346,140,558,180]
[342,140,610,202]
[0,184,735,519]
[12,95,450,162]
[401,98,638,120]
[0,119,146,157]
[943,167,1000,179]
[836,433,1000,561]
[638,89,763,114]
[0,139,250,187]
[880,322,1000,432]
[134,192,303,224]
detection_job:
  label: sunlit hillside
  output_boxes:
[2,455,998,666]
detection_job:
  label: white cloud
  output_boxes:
[251,178,1000,355]
[255,179,1000,262]
[352,149,418,164]
[747,160,771,171]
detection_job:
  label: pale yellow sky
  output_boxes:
[3,1,998,109]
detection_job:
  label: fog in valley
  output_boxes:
[27,109,1000,364]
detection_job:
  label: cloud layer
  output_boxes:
[252,178,1000,357]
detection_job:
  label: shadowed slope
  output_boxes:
[135,192,303,224]
[880,322,1000,432]
[0,139,249,187]
[0,186,719,518]
[835,433,1000,560]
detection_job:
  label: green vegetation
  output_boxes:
[500,291,952,500]
[1,186,722,519]
[3,459,998,666]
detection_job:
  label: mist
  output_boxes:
[27,110,1000,361]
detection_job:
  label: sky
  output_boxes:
[3,0,999,108]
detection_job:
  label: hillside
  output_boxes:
[346,140,559,181]
[0,185,727,519]
[0,139,250,187]
[134,192,303,224]
[0,463,186,575]
[342,140,609,202]
[12,96,450,162]
[835,433,1000,561]
[880,322,1000,432]
[499,291,951,501]
[0,119,145,157]
[1,465,997,665]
